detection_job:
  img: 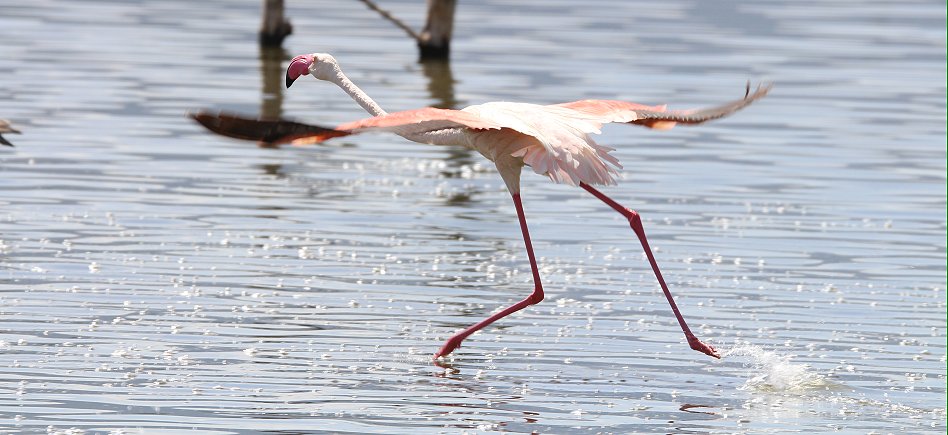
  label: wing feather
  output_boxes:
[466,102,622,186]
[555,83,772,130]
[191,108,503,146]
[334,107,504,136]
[190,112,349,146]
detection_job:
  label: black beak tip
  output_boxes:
[285,73,295,89]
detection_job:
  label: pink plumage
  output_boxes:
[251,53,772,361]
[286,75,770,190]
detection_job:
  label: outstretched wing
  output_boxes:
[190,112,349,146]
[555,82,772,130]
[332,107,500,134]
[190,108,502,146]
[287,107,504,145]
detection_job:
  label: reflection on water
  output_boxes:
[0,0,944,433]
[258,45,288,120]
[421,58,460,109]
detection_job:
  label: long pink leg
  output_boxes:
[580,182,720,358]
[434,193,544,359]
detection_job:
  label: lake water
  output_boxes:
[0,0,945,433]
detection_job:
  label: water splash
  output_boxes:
[391,352,440,366]
[724,344,831,393]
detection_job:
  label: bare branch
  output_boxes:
[357,0,421,42]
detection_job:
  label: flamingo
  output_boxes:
[210,53,771,360]
[0,119,20,147]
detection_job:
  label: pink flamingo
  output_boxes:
[279,53,770,360]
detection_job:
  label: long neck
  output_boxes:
[324,60,470,148]
[327,66,387,117]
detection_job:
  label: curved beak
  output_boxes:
[285,54,314,88]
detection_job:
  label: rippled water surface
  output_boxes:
[0,0,945,433]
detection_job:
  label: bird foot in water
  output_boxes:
[688,335,720,359]
[433,336,464,361]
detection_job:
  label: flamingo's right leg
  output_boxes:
[434,193,544,359]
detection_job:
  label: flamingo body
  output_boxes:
[209,53,773,361]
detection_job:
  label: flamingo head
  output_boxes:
[285,53,339,88]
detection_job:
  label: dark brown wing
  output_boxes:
[189,111,350,146]
[629,82,773,128]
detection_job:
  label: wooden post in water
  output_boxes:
[359,0,457,59]
[418,0,456,60]
[259,0,293,47]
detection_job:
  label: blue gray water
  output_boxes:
[0,0,944,433]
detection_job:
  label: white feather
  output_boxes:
[462,102,622,186]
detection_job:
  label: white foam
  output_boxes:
[724,344,830,393]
